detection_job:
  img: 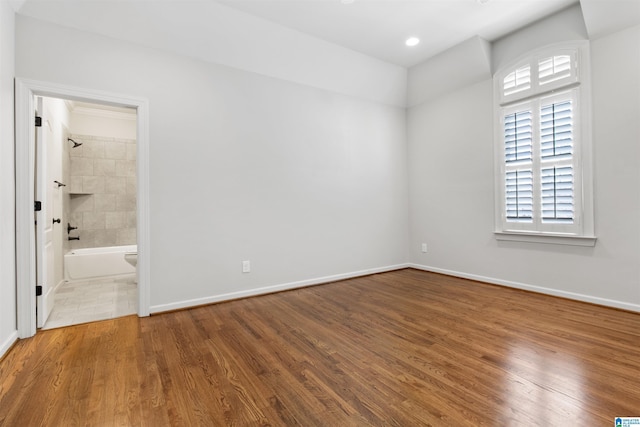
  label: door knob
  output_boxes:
[53,218,61,224]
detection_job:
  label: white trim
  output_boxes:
[409,263,640,313]
[15,78,151,338]
[150,263,410,314]
[15,80,36,339]
[0,330,19,360]
[494,231,596,246]
[136,99,151,317]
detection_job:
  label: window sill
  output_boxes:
[495,231,597,247]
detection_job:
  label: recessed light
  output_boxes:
[405,37,420,47]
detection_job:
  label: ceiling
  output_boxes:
[216,0,578,67]
[15,0,582,69]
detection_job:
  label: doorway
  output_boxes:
[15,79,150,338]
[35,96,139,329]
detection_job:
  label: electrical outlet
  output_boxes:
[421,243,428,253]
[242,260,251,273]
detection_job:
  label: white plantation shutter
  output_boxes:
[500,92,578,230]
[506,170,533,221]
[504,110,532,162]
[541,166,574,223]
[503,65,531,99]
[495,43,592,240]
[540,100,573,160]
[539,54,575,86]
[538,92,576,227]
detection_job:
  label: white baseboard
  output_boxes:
[150,263,411,314]
[410,263,640,313]
[0,330,19,360]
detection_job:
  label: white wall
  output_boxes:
[492,4,588,73]
[0,2,17,357]
[70,109,136,140]
[16,16,409,312]
[580,0,640,39]
[408,20,640,310]
[407,36,491,108]
[15,0,407,108]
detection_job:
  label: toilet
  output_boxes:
[124,251,138,283]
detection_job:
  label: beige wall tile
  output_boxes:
[69,211,83,228]
[70,158,93,176]
[69,176,83,193]
[69,233,90,249]
[70,194,94,213]
[105,176,127,194]
[105,141,126,160]
[115,160,136,177]
[69,143,84,157]
[126,211,137,228]
[105,212,126,229]
[94,194,117,212]
[83,211,106,230]
[68,134,137,249]
[83,140,105,159]
[126,142,137,160]
[126,176,137,195]
[82,176,105,193]
[94,230,118,247]
[93,159,116,176]
[116,228,137,245]
[116,193,136,211]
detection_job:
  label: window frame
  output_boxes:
[493,42,596,246]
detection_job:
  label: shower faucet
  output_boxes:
[68,236,80,241]
[67,223,78,234]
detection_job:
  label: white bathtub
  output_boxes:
[64,245,136,281]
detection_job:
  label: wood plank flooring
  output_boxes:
[1,268,639,426]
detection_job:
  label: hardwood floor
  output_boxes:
[1,268,639,426]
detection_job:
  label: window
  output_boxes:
[494,43,595,246]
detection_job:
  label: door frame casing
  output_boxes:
[15,78,151,338]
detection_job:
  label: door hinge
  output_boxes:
[35,116,42,127]
[34,201,42,211]
[35,285,43,296]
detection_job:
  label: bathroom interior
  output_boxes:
[39,96,138,330]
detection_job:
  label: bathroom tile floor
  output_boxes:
[42,275,137,330]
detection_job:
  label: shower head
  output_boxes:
[68,138,83,148]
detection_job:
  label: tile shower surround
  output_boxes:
[68,134,137,249]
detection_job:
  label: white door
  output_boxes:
[35,97,55,328]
